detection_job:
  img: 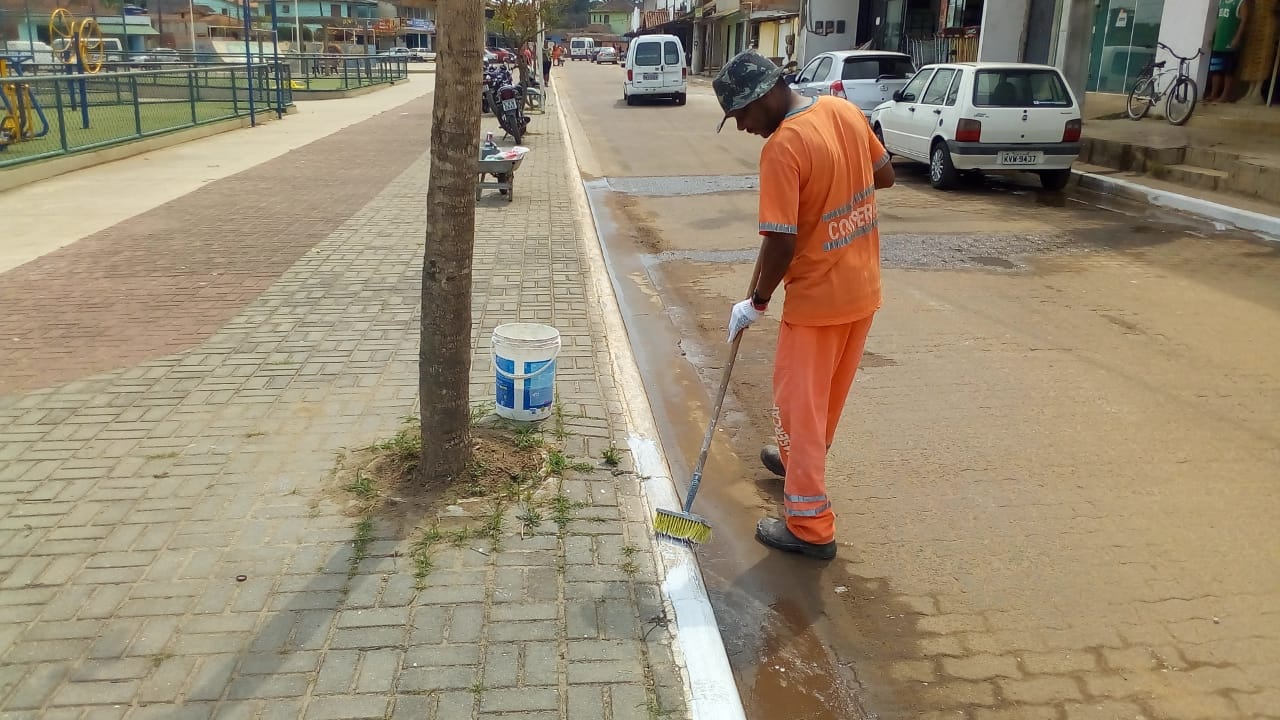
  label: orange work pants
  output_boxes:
[771,314,875,544]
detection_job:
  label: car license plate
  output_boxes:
[643,72,659,81]
[998,151,1044,166]
[502,99,519,112]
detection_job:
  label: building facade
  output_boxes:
[974,0,1278,109]
[589,0,638,34]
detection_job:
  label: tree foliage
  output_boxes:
[564,0,592,27]
[489,0,569,48]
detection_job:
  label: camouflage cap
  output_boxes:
[713,49,784,132]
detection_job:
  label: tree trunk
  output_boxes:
[419,0,484,485]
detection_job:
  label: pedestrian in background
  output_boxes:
[1207,0,1250,102]
[543,42,554,85]
[716,49,895,560]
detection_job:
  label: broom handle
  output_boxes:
[683,247,765,513]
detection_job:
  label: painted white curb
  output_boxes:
[551,88,749,720]
[1074,169,1280,241]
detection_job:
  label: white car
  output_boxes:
[381,47,428,62]
[787,50,916,118]
[870,62,1082,191]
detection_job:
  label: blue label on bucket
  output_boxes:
[496,356,516,410]
[524,359,555,410]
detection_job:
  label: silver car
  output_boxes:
[788,50,917,118]
[595,47,618,64]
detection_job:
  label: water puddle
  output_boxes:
[584,180,872,720]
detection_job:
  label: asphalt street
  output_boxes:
[555,60,1280,720]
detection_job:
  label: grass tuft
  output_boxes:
[350,517,374,575]
[345,471,377,501]
[602,445,623,467]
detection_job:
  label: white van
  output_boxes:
[0,40,60,67]
[623,34,687,106]
[569,37,595,61]
[52,37,125,64]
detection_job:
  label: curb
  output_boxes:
[551,87,749,720]
[1073,169,1280,241]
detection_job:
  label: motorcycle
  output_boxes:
[481,64,530,144]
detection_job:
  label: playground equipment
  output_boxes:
[0,57,51,149]
[49,9,106,74]
[46,8,105,133]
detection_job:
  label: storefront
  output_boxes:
[1084,0,1277,106]
[401,18,434,52]
[1086,0,1164,93]
[752,11,799,65]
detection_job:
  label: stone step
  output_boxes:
[1151,163,1230,191]
[1230,156,1280,204]
[1183,145,1240,172]
[1080,136,1280,206]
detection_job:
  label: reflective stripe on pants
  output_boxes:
[772,314,874,544]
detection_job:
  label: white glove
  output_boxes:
[727,298,764,343]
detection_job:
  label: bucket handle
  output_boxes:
[491,346,560,381]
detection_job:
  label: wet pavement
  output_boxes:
[557,61,1280,719]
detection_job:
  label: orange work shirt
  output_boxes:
[758,95,891,326]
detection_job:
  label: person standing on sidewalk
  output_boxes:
[716,49,895,560]
[1206,0,1250,102]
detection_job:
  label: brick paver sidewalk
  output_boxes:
[0,87,691,718]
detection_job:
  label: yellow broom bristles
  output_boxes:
[653,508,712,545]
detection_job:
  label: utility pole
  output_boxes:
[536,0,544,84]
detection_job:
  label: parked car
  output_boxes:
[787,50,916,118]
[869,62,1082,191]
[130,47,181,69]
[380,47,413,60]
[483,48,498,64]
[623,34,687,106]
[385,47,431,62]
[595,47,618,64]
[486,47,513,63]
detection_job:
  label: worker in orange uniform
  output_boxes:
[716,49,895,560]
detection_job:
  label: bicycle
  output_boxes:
[1126,42,1204,125]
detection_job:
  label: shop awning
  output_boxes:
[750,10,798,21]
[94,21,160,36]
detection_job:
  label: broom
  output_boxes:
[654,250,764,545]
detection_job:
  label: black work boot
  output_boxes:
[760,445,786,477]
[754,517,836,560]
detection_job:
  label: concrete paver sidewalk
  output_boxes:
[0,84,692,718]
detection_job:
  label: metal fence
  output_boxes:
[0,63,289,169]
[106,54,410,92]
[287,54,409,92]
[0,55,407,169]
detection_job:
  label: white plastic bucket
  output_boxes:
[492,323,561,422]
